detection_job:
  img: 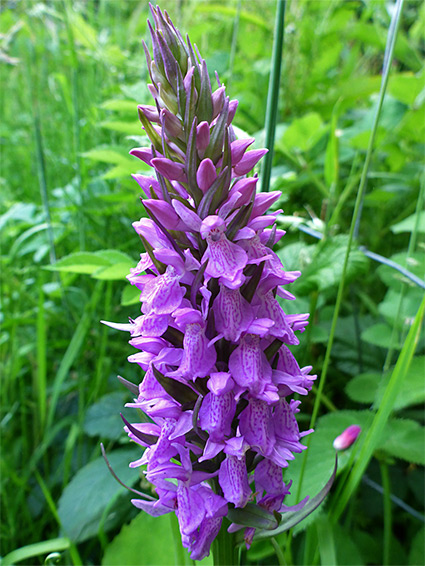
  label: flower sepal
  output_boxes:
[227,502,280,531]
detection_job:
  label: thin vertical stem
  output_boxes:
[380,461,392,565]
[260,0,286,193]
[227,0,242,90]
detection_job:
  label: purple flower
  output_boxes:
[103,4,317,560]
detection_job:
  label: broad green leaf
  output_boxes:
[345,373,381,405]
[58,447,139,543]
[278,112,326,153]
[102,513,213,566]
[390,210,425,234]
[378,287,424,328]
[381,418,425,465]
[45,250,134,277]
[361,323,401,349]
[388,73,425,106]
[92,262,133,281]
[121,285,141,306]
[375,357,425,411]
[45,251,110,274]
[83,392,130,441]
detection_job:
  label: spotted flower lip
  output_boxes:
[103,4,316,561]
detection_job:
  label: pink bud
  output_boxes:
[196,158,217,193]
[129,147,154,166]
[230,138,255,165]
[333,425,361,451]
[138,105,160,123]
[227,99,239,125]
[229,177,258,206]
[251,191,281,218]
[151,157,187,183]
[161,108,183,138]
[131,174,161,198]
[143,199,184,230]
[196,121,210,153]
[211,85,226,119]
[233,149,268,176]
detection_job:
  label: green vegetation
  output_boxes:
[1,1,424,564]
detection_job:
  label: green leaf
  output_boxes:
[284,236,368,295]
[45,250,134,278]
[345,373,381,405]
[381,418,425,465]
[375,357,425,411]
[102,513,176,566]
[121,285,141,306]
[45,251,110,274]
[83,392,129,441]
[92,262,133,281]
[388,73,425,107]
[390,210,425,234]
[361,323,401,349]
[278,112,326,153]
[58,447,139,543]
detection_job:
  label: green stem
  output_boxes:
[380,461,392,565]
[260,0,286,193]
[213,521,237,566]
[271,537,287,566]
[227,0,242,90]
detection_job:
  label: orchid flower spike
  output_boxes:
[103,4,319,560]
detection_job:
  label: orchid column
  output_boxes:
[104,4,316,562]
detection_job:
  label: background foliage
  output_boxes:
[1,0,424,565]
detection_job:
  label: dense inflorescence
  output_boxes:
[104,5,316,560]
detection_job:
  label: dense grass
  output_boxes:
[1,1,424,565]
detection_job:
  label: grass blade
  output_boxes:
[1,539,71,566]
[260,0,286,193]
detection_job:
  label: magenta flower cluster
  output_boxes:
[105,5,316,560]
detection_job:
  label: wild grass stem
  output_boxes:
[380,460,392,565]
[260,0,286,193]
